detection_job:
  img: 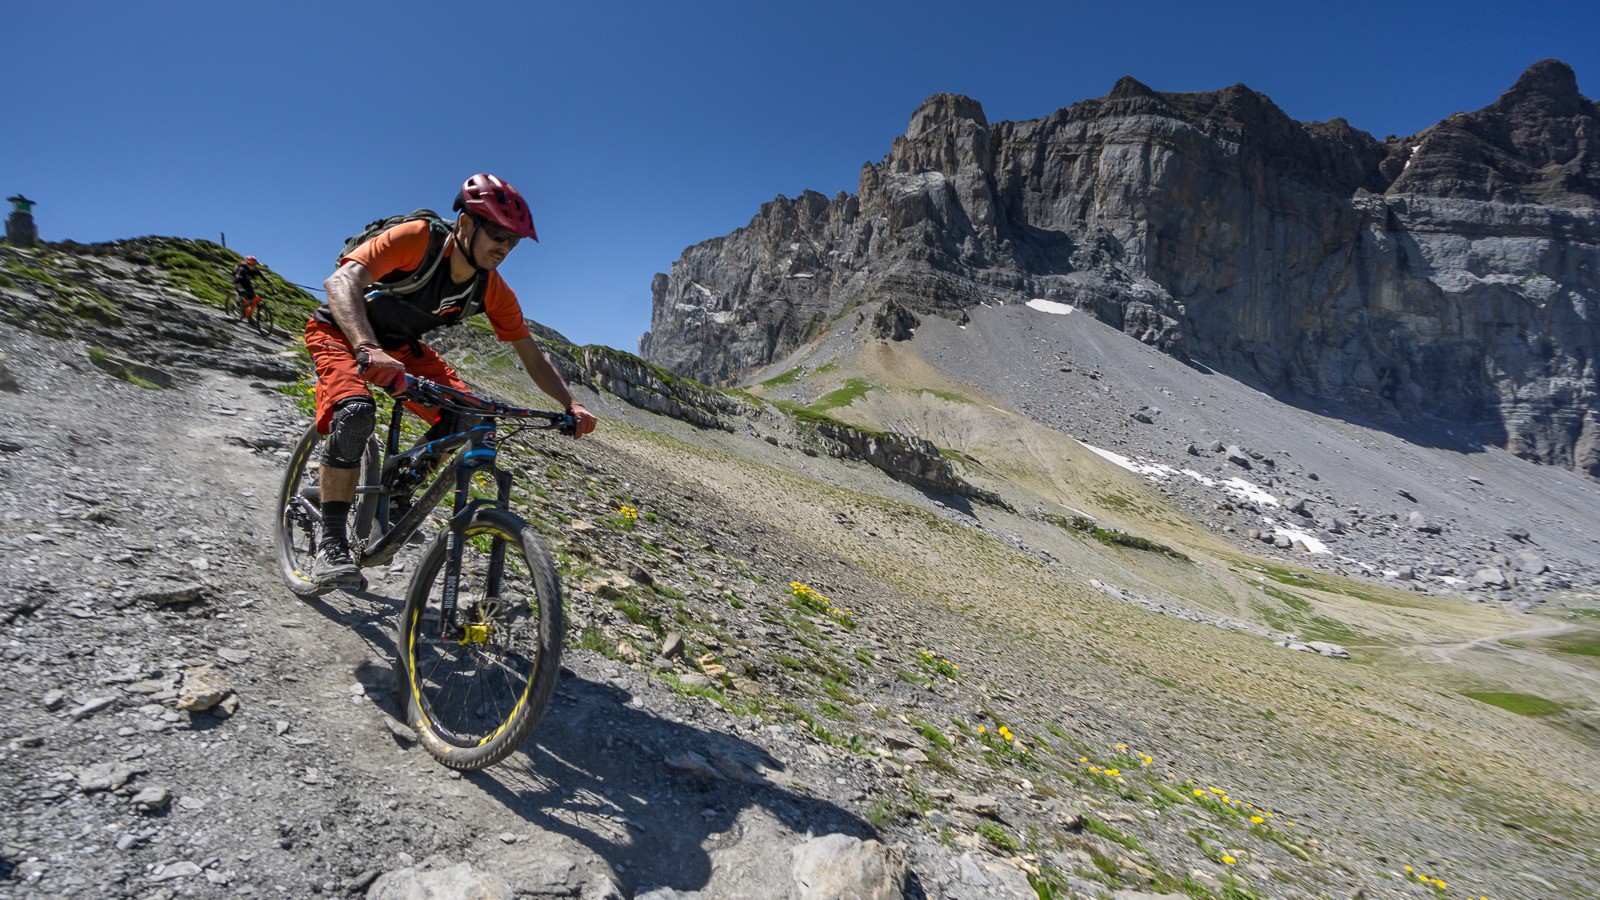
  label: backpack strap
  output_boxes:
[370,216,452,297]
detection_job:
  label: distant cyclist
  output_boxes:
[304,173,597,588]
[233,255,264,319]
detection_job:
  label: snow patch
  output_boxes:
[1079,442,1177,479]
[1267,522,1329,554]
[1222,477,1279,507]
[1026,299,1075,315]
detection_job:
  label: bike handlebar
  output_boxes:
[396,376,575,434]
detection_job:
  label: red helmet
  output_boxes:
[244,255,258,265]
[454,173,538,241]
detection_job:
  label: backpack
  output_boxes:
[336,209,452,296]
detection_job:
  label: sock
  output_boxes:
[321,501,352,545]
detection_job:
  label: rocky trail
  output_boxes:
[3,239,1600,899]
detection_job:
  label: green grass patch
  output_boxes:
[1521,629,1600,659]
[1082,815,1147,854]
[812,377,875,411]
[1462,691,1565,716]
[760,366,805,387]
[1252,561,1417,609]
[612,596,662,633]
[1249,822,1312,860]
[2,261,59,284]
[1046,514,1189,561]
[974,820,1020,853]
[915,386,974,405]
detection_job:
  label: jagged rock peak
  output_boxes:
[907,93,988,136]
[1387,57,1598,206]
[1107,75,1157,100]
[1493,58,1586,117]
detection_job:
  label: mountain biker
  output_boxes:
[304,173,597,588]
[233,255,263,318]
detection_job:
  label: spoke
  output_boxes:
[408,522,544,748]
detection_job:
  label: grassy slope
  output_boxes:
[727,331,1600,888]
[591,414,1600,886]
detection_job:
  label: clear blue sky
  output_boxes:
[6,1,1595,352]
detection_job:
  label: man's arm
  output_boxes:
[510,335,596,436]
[323,261,383,349]
[323,262,405,386]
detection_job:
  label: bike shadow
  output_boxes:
[291,589,918,897]
[471,671,910,897]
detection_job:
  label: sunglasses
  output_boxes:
[472,217,521,247]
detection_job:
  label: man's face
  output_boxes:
[464,215,521,270]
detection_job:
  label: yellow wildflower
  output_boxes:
[1250,816,1264,824]
[1221,856,1235,865]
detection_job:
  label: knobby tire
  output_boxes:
[274,425,382,597]
[397,508,563,770]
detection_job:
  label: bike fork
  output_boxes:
[435,461,513,644]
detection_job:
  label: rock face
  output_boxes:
[643,60,1600,477]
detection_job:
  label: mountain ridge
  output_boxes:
[642,60,1600,478]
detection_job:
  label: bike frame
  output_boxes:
[353,378,569,641]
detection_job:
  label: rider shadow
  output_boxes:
[287,590,922,896]
[469,673,919,897]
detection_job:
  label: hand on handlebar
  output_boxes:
[355,344,406,393]
[567,402,597,438]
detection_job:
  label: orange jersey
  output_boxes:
[341,219,531,344]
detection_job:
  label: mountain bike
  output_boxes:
[274,376,575,769]
[230,292,280,338]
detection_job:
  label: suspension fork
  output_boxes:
[437,425,507,643]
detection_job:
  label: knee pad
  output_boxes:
[323,398,376,469]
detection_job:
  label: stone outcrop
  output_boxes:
[643,60,1600,477]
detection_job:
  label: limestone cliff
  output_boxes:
[643,60,1600,477]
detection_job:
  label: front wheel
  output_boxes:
[252,302,280,338]
[397,508,563,770]
[274,425,382,597]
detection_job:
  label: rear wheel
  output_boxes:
[397,508,563,770]
[274,425,382,597]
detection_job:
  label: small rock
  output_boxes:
[665,750,724,782]
[366,858,508,890]
[1473,567,1509,588]
[131,786,171,812]
[76,762,138,793]
[68,696,118,721]
[661,633,686,659]
[149,861,203,883]
[954,794,1003,818]
[383,717,418,746]
[177,667,231,712]
[132,584,208,607]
